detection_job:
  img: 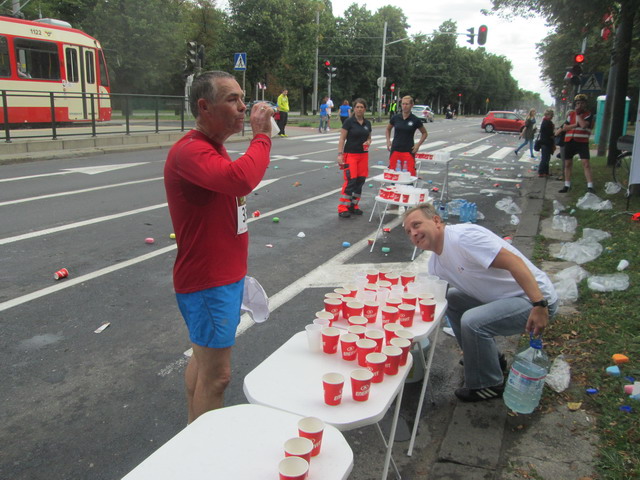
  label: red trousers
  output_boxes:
[388,151,416,176]
[338,153,369,212]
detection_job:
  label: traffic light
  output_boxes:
[390,83,395,92]
[185,41,197,72]
[466,27,474,45]
[477,25,488,45]
[570,53,584,85]
[574,53,585,64]
[324,60,331,75]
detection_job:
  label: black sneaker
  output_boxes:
[348,206,364,215]
[338,211,351,218]
[459,353,508,374]
[587,187,596,193]
[558,186,570,193]
[455,384,504,402]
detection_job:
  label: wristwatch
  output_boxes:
[531,299,548,308]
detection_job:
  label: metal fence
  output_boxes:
[1,89,190,143]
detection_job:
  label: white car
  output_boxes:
[411,105,434,123]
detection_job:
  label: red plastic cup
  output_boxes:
[347,315,367,327]
[279,457,309,480]
[324,292,342,300]
[366,352,387,383]
[378,269,391,281]
[362,142,370,152]
[382,345,402,375]
[400,272,416,286]
[322,372,344,406]
[342,284,358,298]
[284,437,314,464]
[396,329,414,344]
[385,273,400,285]
[333,287,350,297]
[386,297,402,309]
[340,333,359,361]
[380,306,399,326]
[401,293,418,306]
[364,329,384,353]
[419,299,437,322]
[298,417,325,457]
[365,269,379,283]
[417,292,435,302]
[383,323,403,344]
[398,304,416,328]
[347,325,367,339]
[321,327,341,354]
[362,301,379,323]
[356,338,377,367]
[350,368,374,402]
[53,268,69,280]
[314,310,333,327]
[323,298,342,324]
[344,301,364,320]
[390,337,412,366]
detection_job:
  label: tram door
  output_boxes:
[62,44,87,120]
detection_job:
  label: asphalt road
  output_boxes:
[0,117,539,479]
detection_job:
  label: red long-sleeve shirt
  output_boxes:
[164,130,271,293]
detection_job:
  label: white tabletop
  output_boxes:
[243,332,413,431]
[331,300,447,343]
[121,404,353,480]
[373,194,432,207]
[371,173,417,184]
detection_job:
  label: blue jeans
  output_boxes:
[319,115,328,132]
[446,288,557,389]
[516,138,534,157]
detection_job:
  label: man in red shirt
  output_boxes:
[164,71,273,422]
[558,94,595,193]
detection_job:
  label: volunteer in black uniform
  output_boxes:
[385,95,427,176]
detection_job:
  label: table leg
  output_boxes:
[368,199,378,222]
[378,384,404,480]
[407,321,442,456]
[369,203,389,253]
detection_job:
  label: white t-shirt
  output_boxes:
[326,98,334,113]
[428,224,557,305]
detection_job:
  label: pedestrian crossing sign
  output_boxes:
[234,53,247,71]
[581,72,603,92]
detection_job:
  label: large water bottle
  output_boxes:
[459,201,468,222]
[503,337,550,414]
[469,203,478,223]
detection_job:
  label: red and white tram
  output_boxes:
[0,16,111,125]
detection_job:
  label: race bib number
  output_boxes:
[237,196,248,234]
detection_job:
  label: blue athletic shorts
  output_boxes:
[176,278,245,348]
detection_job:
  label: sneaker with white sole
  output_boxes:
[454,384,504,402]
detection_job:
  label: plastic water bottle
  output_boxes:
[438,202,448,221]
[459,202,468,222]
[402,160,408,172]
[503,337,550,414]
[469,203,477,223]
[395,161,402,172]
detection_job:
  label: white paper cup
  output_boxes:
[305,324,323,352]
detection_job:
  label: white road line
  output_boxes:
[305,135,341,142]
[301,159,333,164]
[0,162,150,183]
[0,177,163,207]
[422,141,447,149]
[431,143,469,153]
[489,147,515,160]
[461,145,492,157]
[0,171,69,182]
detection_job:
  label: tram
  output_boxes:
[0,16,111,125]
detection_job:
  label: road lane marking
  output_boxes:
[489,147,515,159]
[461,145,492,156]
[0,162,149,182]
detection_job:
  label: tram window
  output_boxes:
[98,50,109,87]
[85,50,95,84]
[0,37,10,77]
[14,38,60,80]
[65,48,78,83]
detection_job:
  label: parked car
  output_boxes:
[411,105,434,123]
[481,111,525,133]
[245,100,277,114]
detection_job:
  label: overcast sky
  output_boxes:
[331,0,554,104]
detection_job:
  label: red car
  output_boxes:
[481,111,525,133]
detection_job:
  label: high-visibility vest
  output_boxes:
[564,110,592,143]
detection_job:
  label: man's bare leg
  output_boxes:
[185,344,232,423]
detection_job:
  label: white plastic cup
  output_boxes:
[305,324,323,352]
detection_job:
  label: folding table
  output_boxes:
[243,332,413,480]
[414,151,452,203]
[121,404,353,480]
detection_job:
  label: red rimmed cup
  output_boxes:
[383,323,403,344]
[284,436,314,464]
[356,338,377,367]
[344,301,364,320]
[397,304,416,328]
[378,270,391,282]
[321,327,341,354]
[417,292,435,302]
[365,269,379,284]
[419,299,437,322]
[401,292,418,306]
[362,301,379,324]
[324,292,342,300]
[386,297,402,309]
[364,329,384,353]
[400,271,416,287]
[347,325,367,339]
[380,306,399,326]
[396,329,414,345]
[390,337,412,366]
[279,456,309,480]
[366,352,387,383]
[382,345,402,375]
[347,315,368,328]
[385,273,400,285]
[333,287,350,297]
[350,368,374,402]
[298,417,325,457]
[340,333,359,361]
[342,284,358,298]
[323,298,342,324]
[322,372,344,406]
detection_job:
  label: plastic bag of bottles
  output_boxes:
[552,215,578,233]
[587,273,629,292]
[495,197,522,215]
[576,192,612,211]
[545,355,571,393]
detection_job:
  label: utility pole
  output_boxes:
[377,22,388,122]
[312,10,319,115]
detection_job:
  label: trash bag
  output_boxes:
[576,192,613,211]
[554,265,590,283]
[553,278,579,304]
[556,238,603,264]
[553,199,566,215]
[587,273,630,292]
[510,215,520,225]
[582,228,610,243]
[495,197,522,214]
[604,182,621,195]
[552,215,578,233]
[545,355,571,393]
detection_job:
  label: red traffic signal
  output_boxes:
[574,53,585,64]
[390,83,395,91]
[458,93,462,97]
[324,60,331,67]
[477,25,488,45]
